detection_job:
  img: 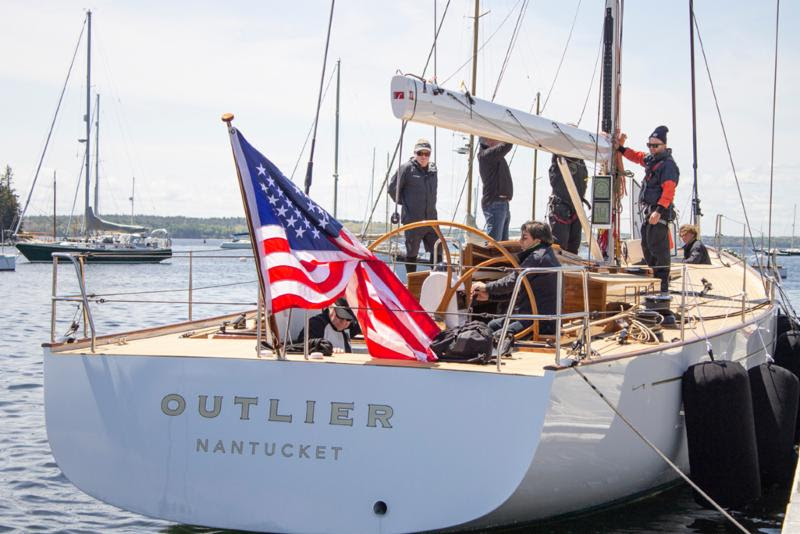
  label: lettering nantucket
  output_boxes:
[160,394,394,462]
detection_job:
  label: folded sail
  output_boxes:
[85,206,148,233]
[390,75,611,163]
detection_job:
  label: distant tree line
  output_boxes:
[1,165,22,235]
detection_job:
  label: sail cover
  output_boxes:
[85,207,148,233]
[390,75,611,164]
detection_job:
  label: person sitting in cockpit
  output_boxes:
[471,221,560,336]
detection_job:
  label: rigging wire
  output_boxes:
[304,0,336,195]
[571,366,749,534]
[359,0,452,238]
[490,0,530,102]
[693,14,768,288]
[439,0,524,86]
[576,33,603,127]
[289,68,338,181]
[450,0,530,226]
[94,27,156,214]
[13,18,87,235]
[65,145,88,237]
[541,0,583,114]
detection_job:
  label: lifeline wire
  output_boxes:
[572,366,749,534]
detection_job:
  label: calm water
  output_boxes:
[1,240,799,533]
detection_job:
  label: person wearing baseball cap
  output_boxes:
[296,298,355,353]
[388,138,440,273]
[615,125,680,293]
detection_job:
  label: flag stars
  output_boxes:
[267,176,275,187]
[295,227,306,238]
[256,164,266,176]
[260,183,268,193]
[267,195,278,205]
[303,218,311,229]
[312,228,321,239]
[276,205,288,217]
[286,215,297,228]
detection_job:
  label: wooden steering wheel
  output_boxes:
[367,220,539,340]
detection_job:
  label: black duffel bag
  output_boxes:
[431,321,494,364]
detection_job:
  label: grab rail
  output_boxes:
[51,252,96,353]
[495,265,591,370]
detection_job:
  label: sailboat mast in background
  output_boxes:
[94,93,100,215]
[83,10,92,238]
[465,0,480,228]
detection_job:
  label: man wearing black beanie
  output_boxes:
[615,125,679,293]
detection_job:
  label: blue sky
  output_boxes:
[2,1,797,238]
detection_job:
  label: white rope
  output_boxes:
[572,366,749,533]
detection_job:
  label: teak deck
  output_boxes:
[51,251,774,378]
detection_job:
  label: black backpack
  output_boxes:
[431,321,494,364]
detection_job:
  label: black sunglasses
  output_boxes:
[646,143,664,148]
[416,151,431,157]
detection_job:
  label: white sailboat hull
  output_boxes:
[43,307,774,533]
[0,253,15,271]
[390,75,612,163]
[219,240,252,249]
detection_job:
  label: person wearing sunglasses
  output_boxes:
[388,139,439,273]
[615,125,680,293]
[478,137,514,241]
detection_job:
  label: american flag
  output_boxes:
[228,126,440,362]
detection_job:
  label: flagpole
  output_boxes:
[221,112,281,353]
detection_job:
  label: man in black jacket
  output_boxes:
[617,125,680,293]
[548,155,588,254]
[679,224,711,264]
[388,139,438,273]
[472,221,560,336]
[478,138,514,241]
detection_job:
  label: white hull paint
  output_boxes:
[220,240,252,249]
[44,307,774,533]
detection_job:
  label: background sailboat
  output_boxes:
[13,12,171,264]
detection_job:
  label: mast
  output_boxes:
[689,0,701,232]
[333,59,340,218]
[53,170,57,239]
[84,10,92,238]
[433,0,438,162]
[129,177,135,224]
[465,0,480,228]
[600,0,622,262]
[94,93,100,214]
[792,204,796,249]
[531,91,540,219]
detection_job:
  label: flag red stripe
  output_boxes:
[267,262,347,293]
